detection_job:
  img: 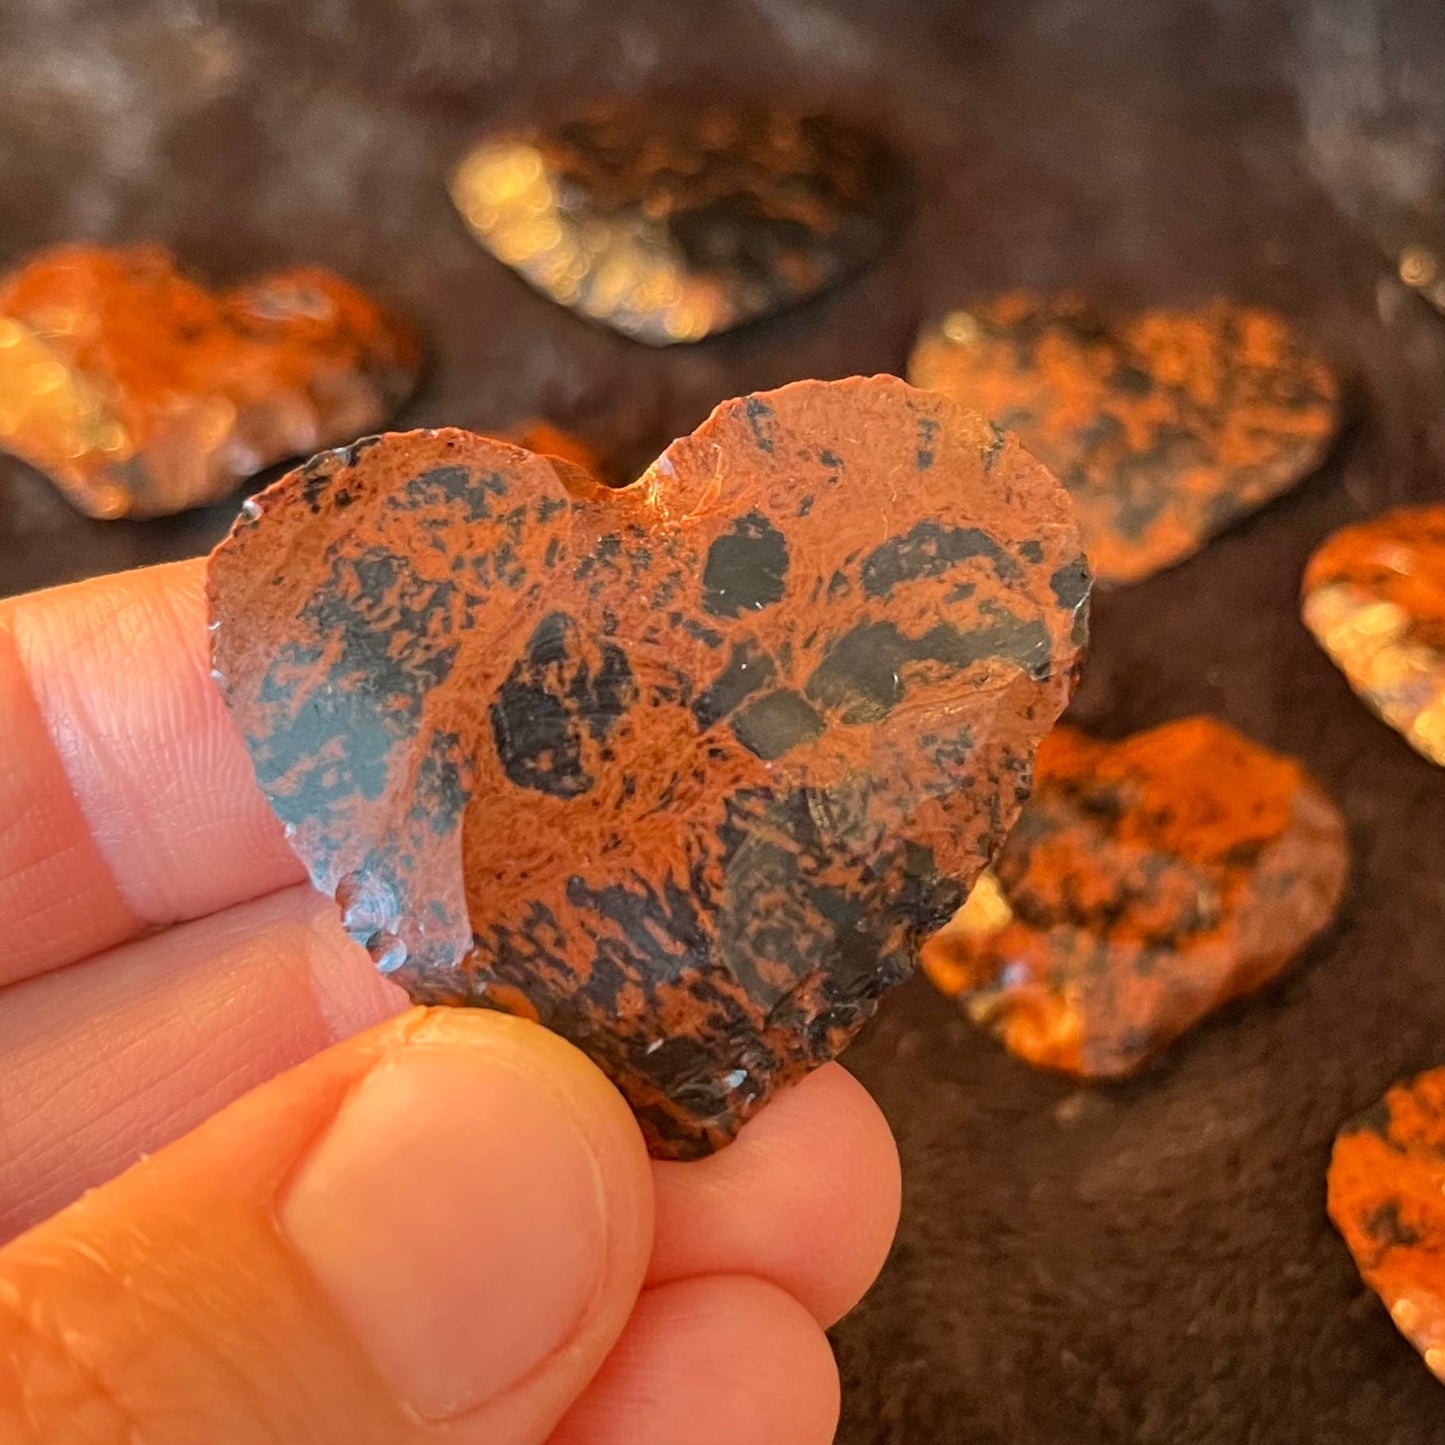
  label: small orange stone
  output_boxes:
[0,244,421,518]
[449,102,908,345]
[909,294,1340,584]
[1329,1069,1445,1383]
[1302,506,1445,766]
[921,718,1348,1077]
[493,422,601,475]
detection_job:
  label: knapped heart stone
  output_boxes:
[1303,506,1445,766]
[0,245,420,518]
[909,294,1340,584]
[922,718,1347,1077]
[449,102,909,345]
[208,375,1088,1156]
[1330,1068,1445,1384]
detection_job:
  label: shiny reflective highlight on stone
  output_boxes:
[0,245,421,518]
[1303,507,1445,765]
[1329,1068,1445,1384]
[909,294,1340,584]
[449,103,908,345]
[207,376,1088,1156]
[921,718,1347,1077]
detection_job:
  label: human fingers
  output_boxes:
[647,1062,901,1326]
[549,1275,840,1445]
[0,884,403,1241]
[0,558,303,983]
[0,1007,654,1445]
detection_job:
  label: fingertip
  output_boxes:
[550,1274,840,1445]
[648,1062,901,1326]
[280,1008,654,1423]
[0,558,306,980]
[0,1005,657,1445]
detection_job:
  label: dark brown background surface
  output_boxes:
[3,2,1445,1440]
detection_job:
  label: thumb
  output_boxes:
[0,1006,654,1445]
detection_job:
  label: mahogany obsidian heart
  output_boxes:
[909,294,1340,585]
[449,102,909,345]
[0,245,420,519]
[921,718,1348,1078]
[1303,506,1445,766]
[207,375,1090,1157]
[1329,1069,1445,1383]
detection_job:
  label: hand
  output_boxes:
[0,560,901,1444]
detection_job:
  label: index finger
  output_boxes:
[0,559,304,983]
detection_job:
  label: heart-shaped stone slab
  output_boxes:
[922,718,1347,1078]
[909,294,1340,584]
[0,245,420,518]
[208,375,1089,1156]
[449,103,909,345]
[1303,506,1445,766]
[1329,1069,1445,1384]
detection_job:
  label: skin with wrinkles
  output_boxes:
[208,375,1088,1157]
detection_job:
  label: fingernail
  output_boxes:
[280,1037,608,1420]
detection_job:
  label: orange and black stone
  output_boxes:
[1329,1069,1445,1383]
[1303,506,1445,766]
[208,375,1089,1156]
[0,245,421,519]
[909,293,1340,584]
[450,102,909,345]
[921,718,1347,1078]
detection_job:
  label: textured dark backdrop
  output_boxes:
[4,2,1445,1441]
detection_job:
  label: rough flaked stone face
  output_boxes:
[1303,506,1445,766]
[1329,1069,1445,1385]
[207,375,1088,1157]
[922,717,1348,1078]
[0,245,420,518]
[909,293,1340,584]
[449,103,910,345]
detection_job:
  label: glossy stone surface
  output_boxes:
[0,245,420,518]
[449,102,908,345]
[908,294,1340,584]
[1329,1068,1445,1384]
[921,718,1347,1077]
[208,375,1088,1156]
[1302,507,1445,766]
